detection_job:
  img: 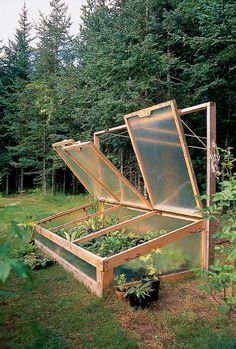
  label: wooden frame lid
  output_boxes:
[124,100,202,217]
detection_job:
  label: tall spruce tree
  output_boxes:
[0,3,32,193]
[31,0,74,194]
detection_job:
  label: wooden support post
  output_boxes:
[206,102,216,268]
[96,269,113,290]
[94,134,100,149]
[179,101,217,269]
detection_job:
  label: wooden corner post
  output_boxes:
[96,268,113,291]
[206,102,216,268]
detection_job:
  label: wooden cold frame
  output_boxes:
[93,101,216,270]
[34,100,215,296]
[35,200,205,295]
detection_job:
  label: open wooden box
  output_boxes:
[35,100,206,296]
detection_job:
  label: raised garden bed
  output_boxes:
[35,100,207,296]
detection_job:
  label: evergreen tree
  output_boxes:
[30,0,74,194]
[36,0,73,75]
[0,3,32,193]
[0,0,235,194]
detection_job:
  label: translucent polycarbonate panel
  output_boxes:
[41,203,112,229]
[66,144,149,208]
[105,206,145,222]
[114,232,201,282]
[56,147,114,201]
[81,213,193,257]
[41,207,91,229]
[109,214,192,237]
[55,206,144,238]
[34,232,96,279]
[126,104,198,213]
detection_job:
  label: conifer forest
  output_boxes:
[0,0,235,195]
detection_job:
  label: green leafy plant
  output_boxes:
[195,147,236,317]
[114,273,127,292]
[57,203,119,242]
[82,229,164,257]
[0,244,29,283]
[12,242,54,270]
[0,217,33,287]
[125,281,152,300]
[139,248,164,279]
[63,229,82,242]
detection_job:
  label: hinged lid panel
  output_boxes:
[55,141,151,210]
[124,100,202,216]
[54,143,115,201]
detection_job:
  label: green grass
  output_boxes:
[0,192,235,349]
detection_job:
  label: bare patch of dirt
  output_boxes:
[106,278,228,348]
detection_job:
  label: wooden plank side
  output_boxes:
[121,270,194,289]
[73,211,157,244]
[50,204,121,232]
[104,220,205,270]
[35,240,102,297]
[36,203,92,224]
[99,199,153,211]
[36,225,104,269]
[160,211,200,222]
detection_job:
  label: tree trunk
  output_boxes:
[166,46,171,98]
[15,169,18,191]
[63,167,66,194]
[120,149,124,175]
[138,172,141,192]
[42,158,47,195]
[51,164,55,195]
[42,132,47,195]
[5,173,9,195]
[20,168,24,192]
[72,174,75,195]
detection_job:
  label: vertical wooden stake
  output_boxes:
[94,134,100,149]
[96,269,113,291]
[206,102,216,269]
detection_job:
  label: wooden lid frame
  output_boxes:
[124,100,202,217]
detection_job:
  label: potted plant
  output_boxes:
[139,248,163,302]
[125,281,152,309]
[114,273,127,299]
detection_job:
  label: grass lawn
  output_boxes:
[0,192,235,349]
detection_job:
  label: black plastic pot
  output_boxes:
[141,275,160,302]
[128,293,150,309]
